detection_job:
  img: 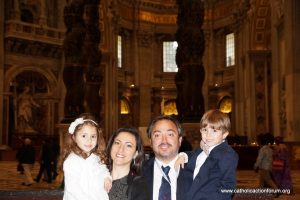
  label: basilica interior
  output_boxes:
[0,0,300,166]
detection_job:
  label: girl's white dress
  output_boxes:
[63,152,110,200]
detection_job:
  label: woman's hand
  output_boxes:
[104,177,112,192]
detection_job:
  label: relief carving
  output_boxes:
[137,31,153,47]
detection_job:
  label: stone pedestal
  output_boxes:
[181,123,201,149]
[56,123,69,151]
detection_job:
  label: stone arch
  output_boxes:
[4,66,59,138]
[4,66,58,94]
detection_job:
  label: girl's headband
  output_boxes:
[68,117,98,134]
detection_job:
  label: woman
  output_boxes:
[272,136,293,193]
[106,127,150,200]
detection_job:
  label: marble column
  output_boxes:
[38,0,47,25]
[10,0,20,20]
[0,0,5,146]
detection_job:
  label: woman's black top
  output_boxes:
[109,173,150,200]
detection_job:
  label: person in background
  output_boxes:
[50,138,60,180]
[35,139,53,183]
[59,114,111,200]
[272,136,293,193]
[179,136,193,152]
[16,138,25,175]
[254,133,277,189]
[181,109,239,200]
[19,138,36,186]
[143,115,186,200]
[107,127,150,200]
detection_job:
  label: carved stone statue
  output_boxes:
[17,86,40,133]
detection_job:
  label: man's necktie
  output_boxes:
[158,166,171,200]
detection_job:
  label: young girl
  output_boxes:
[59,114,111,200]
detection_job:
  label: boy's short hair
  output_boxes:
[200,109,231,133]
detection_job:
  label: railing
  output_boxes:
[5,20,65,45]
[0,189,63,200]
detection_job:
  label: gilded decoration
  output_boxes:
[219,96,232,114]
[120,98,130,114]
[139,11,176,24]
[162,100,178,116]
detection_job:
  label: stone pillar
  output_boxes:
[0,0,5,146]
[38,0,47,25]
[137,31,152,127]
[284,0,300,141]
[248,50,271,142]
[11,0,20,20]
[175,0,205,122]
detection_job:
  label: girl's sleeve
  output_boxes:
[100,164,112,180]
[63,157,87,200]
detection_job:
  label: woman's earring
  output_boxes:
[133,152,137,165]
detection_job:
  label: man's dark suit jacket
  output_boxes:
[182,140,239,200]
[127,172,150,200]
[143,157,186,200]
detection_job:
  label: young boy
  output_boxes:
[180,109,239,200]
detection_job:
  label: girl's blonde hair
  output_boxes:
[58,113,107,171]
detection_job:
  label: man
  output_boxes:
[19,138,36,186]
[143,115,186,200]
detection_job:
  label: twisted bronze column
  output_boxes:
[175,0,205,122]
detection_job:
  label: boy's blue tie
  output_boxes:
[159,166,171,200]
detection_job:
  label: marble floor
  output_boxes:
[0,161,299,199]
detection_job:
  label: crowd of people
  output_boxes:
[16,137,60,186]
[16,109,294,200]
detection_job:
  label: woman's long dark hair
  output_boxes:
[106,127,145,176]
